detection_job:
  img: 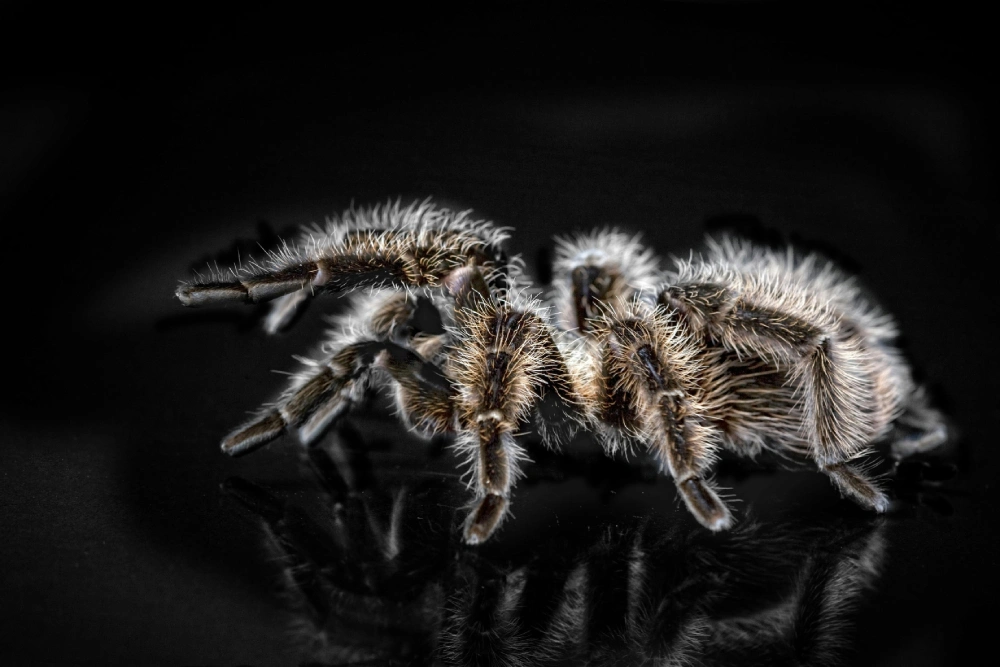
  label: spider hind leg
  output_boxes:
[820,461,889,513]
[664,283,894,515]
[889,386,951,460]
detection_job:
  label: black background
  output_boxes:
[2,3,996,664]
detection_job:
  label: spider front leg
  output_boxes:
[599,308,733,531]
[176,202,508,308]
[443,267,567,544]
[223,337,454,455]
[458,331,583,543]
[222,292,455,455]
[890,386,951,460]
[660,283,890,513]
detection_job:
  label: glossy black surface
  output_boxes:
[2,6,995,665]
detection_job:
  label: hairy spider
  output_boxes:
[176,199,948,543]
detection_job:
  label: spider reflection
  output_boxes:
[225,424,886,666]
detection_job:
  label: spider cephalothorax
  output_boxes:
[176,199,948,544]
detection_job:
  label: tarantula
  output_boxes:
[176,199,947,544]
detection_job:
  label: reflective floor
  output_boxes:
[2,9,995,665]
[219,415,962,666]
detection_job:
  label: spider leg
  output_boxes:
[176,249,421,306]
[819,461,888,512]
[568,262,632,332]
[551,244,726,503]
[223,337,456,455]
[604,313,733,531]
[441,265,555,544]
[443,264,582,446]
[263,287,311,334]
[177,203,506,307]
[454,385,522,545]
[302,293,455,443]
[551,228,662,333]
[889,385,950,459]
[661,284,890,512]
[447,266,516,544]
[221,340,368,455]
[223,292,455,455]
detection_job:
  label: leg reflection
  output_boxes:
[225,424,888,666]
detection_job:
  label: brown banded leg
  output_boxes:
[445,263,513,543]
[461,391,520,545]
[821,462,889,513]
[608,317,733,531]
[662,284,889,514]
[891,424,949,460]
[295,372,366,447]
[717,300,888,511]
[890,387,950,460]
[449,264,585,448]
[222,340,453,455]
[569,263,629,333]
[815,446,888,513]
[660,283,874,459]
[675,477,733,531]
[178,256,325,306]
[462,418,516,545]
[629,331,734,531]
[225,290,441,452]
[221,342,369,456]
[551,229,661,335]
[448,271,544,545]
[177,218,506,308]
[301,292,448,442]
[372,337,456,438]
[464,494,509,546]
[441,262,497,313]
[263,268,420,335]
[263,287,311,334]
[176,256,411,306]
